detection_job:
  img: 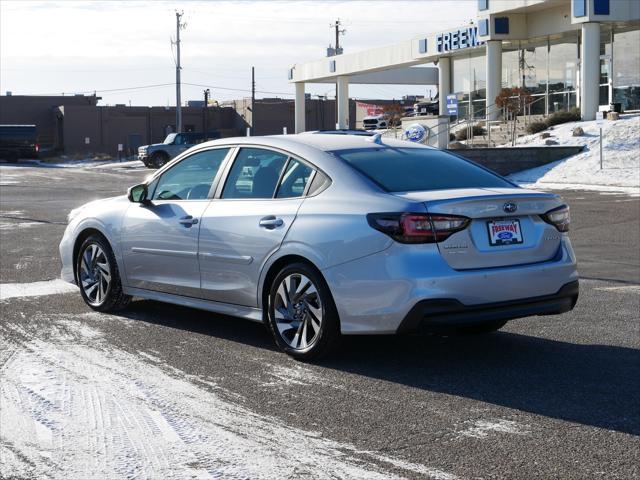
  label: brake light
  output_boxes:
[367,212,469,244]
[541,205,570,232]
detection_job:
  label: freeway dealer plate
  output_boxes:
[487,219,523,246]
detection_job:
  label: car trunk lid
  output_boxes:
[395,188,565,270]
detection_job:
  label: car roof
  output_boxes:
[199,133,426,153]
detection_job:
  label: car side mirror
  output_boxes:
[127,183,150,204]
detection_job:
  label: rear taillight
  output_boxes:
[35,144,40,152]
[541,205,570,232]
[367,212,469,244]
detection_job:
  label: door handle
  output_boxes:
[179,215,199,226]
[259,216,284,229]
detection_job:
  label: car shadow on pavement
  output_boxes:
[122,300,277,352]
[324,332,640,436]
[120,300,639,437]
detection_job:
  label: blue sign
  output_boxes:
[404,124,427,143]
[446,94,458,115]
[436,26,484,53]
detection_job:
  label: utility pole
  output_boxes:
[203,88,210,139]
[330,20,346,128]
[251,66,255,135]
[332,19,345,54]
[173,11,186,133]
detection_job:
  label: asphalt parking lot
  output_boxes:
[1,161,639,479]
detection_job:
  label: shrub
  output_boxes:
[526,121,548,135]
[546,108,581,127]
[455,125,486,141]
[524,108,581,135]
[449,132,456,141]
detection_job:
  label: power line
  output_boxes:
[23,83,175,96]
[183,82,293,97]
[17,81,294,98]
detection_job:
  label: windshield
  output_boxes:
[331,147,514,192]
[163,133,177,144]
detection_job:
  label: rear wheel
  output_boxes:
[151,151,169,168]
[76,234,131,312]
[267,263,340,360]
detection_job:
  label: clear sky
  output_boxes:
[0,0,475,106]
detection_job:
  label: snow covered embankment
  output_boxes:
[507,113,640,193]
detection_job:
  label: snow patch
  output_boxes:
[0,279,77,301]
[516,182,639,196]
[594,285,640,293]
[508,114,640,191]
[0,318,456,479]
[457,419,530,439]
[0,221,45,230]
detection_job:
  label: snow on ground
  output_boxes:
[0,279,78,301]
[0,314,456,480]
[1,158,147,171]
[507,113,640,193]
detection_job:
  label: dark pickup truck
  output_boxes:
[138,131,221,168]
[0,125,39,162]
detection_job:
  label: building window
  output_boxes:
[613,28,640,111]
[287,69,293,80]
[452,53,486,119]
[593,0,609,15]
[573,0,586,17]
[478,0,488,11]
[329,60,336,73]
[495,17,509,35]
[419,38,428,54]
[478,19,489,36]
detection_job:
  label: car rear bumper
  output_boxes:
[322,237,579,334]
[397,280,579,333]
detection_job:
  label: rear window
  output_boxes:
[331,147,513,192]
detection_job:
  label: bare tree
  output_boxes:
[495,87,533,145]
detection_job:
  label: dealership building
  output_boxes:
[289,0,640,132]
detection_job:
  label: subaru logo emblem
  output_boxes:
[503,202,517,213]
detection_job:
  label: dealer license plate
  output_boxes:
[487,219,523,246]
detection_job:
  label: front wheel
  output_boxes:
[76,234,131,312]
[151,151,169,168]
[267,263,340,360]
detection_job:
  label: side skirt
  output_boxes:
[123,286,264,323]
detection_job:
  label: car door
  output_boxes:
[121,147,231,297]
[199,147,315,306]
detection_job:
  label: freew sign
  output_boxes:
[436,26,484,53]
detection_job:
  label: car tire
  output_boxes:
[76,234,131,312]
[151,152,169,168]
[267,262,340,361]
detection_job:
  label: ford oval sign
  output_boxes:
[503,202,517,213]
[405,124,427,143]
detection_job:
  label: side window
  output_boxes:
[152,148,229,201]
[221,148,287,199]
[276,159,314,198]
[307,170,331,196]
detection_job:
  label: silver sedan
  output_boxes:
[59,134,579,359]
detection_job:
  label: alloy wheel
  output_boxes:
[79,243,111,306]
[272,273,323,350]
